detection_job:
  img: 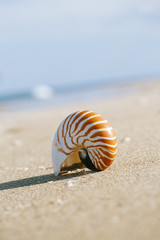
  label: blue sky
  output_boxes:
[0,0,160,94]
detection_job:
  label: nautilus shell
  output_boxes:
[52,110,117,176]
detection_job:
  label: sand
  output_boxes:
[0,79,160,240]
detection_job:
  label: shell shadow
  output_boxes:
[0,170,94,191]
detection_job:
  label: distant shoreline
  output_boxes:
[0,77,159,113]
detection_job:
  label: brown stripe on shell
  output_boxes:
[88,148,106,170]
[99,154,114,167]
[98,147,117,159]
[87,143,117,151]
[73,111,99,134]
[62,114,72,137]
[75,115,108,135]
[68,111,90,145]
[88,147,114,170]
[87,137,117,146]
[88,149,98,169]
[71,110,89,132]
[76,124,110,145]
[72,111,95,134]
[90,128,114,138]
[82,122,109,137]
[57,147,70,155]
[57,126,60,144]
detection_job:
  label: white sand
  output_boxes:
[0,79,160,240]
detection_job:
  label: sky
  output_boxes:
[0,0,160,94]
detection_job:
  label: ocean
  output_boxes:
[0,75,157,113]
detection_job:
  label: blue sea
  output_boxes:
[0,75,157,113]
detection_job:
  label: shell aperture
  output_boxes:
[78,148,101,172]
[52,110,117,176]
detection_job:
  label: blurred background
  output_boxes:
[0,0,160,111]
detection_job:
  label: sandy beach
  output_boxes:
[0,79,160,240]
